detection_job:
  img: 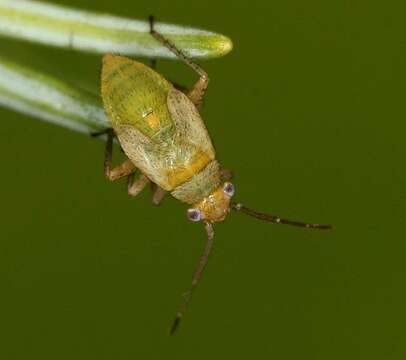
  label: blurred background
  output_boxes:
[1,0,405,359]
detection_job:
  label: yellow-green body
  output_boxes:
[102,54,174,141]
[101,54,231,220]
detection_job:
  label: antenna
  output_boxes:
[231,202,332,230]
[170,221,215,335]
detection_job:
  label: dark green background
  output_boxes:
[1,0,405,358]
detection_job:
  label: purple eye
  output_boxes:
[223,182,235,197]
[187,208,202,222]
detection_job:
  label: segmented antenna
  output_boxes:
[231,202,332,230]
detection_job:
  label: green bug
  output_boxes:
[96,17,332,334]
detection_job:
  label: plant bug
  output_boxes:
[97,16,332,335]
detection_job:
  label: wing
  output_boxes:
[167,88,215,157]
[165,88,216,189]
[115,88,215,191]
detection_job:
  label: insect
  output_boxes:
[96,16,332,334]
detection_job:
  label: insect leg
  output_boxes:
[103,129,137,181]
[152,185,166,206]
[148,56,188,93]
[149,57,188,94]
[127,174,150,197]
[149,16,209,108]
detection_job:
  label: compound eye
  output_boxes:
[187,208,202,222]
[223,182,235,197]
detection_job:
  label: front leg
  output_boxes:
[149,16,209,109]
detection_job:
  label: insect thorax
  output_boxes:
[171,160,221,204]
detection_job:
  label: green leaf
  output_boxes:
[0,56,110,134]
[0,0,233,59]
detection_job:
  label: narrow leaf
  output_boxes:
[0,0,233,59]
[0,57,109,134]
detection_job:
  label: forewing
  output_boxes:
[115,89,216,192]
[167,88,215,158]
[115,124,171,190]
